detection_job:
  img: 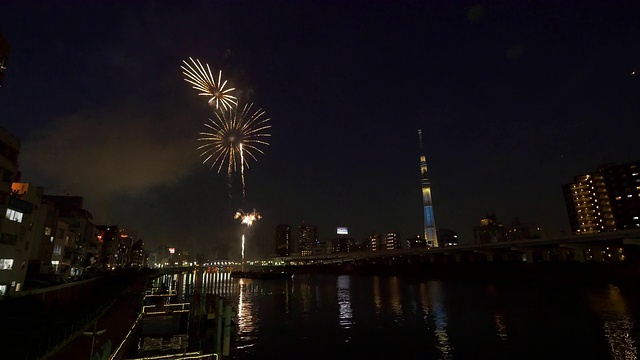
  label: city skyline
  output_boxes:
[1,1,639,258]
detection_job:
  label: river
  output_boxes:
[163,271,639,359]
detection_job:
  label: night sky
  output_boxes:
[1,1,639,259]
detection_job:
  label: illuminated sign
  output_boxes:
[337,227,348,235]
[169,248,175,254]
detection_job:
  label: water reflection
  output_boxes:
[372,276,382,316]
[389,276,402,322]
[427,282,453,360]
[493,312,508,341]
[149,271,640,360]
[588,285,637,360]
[237,279,256,335]
[337,275,354,330]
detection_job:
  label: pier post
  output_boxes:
[223,304,232,356]
[215,297,223,354]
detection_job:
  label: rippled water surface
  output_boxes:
[175,272,640,359]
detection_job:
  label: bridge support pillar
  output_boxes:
[525,251,534,264]
[557,249,567,261]
[542,250,550,262]
[591,247,605,262]
[511,248,534,264]
[610,247,623,262]
[560,244,587,262]
[474,250,494,262]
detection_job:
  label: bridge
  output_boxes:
[256,229,640,266]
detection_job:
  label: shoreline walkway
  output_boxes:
[45,273,150,360]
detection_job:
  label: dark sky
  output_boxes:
[1,1,639,259]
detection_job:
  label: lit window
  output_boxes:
[0,259,14,270]
[5,209,23,223]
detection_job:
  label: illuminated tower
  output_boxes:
[418,129,438,247]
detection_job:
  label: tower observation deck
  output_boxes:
[418,129,438,247]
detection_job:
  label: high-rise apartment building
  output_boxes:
[563,172,616,234]
[0,128,21,295]
[418,129,438,247]
[601,162,640,230]
[563,161,640,235]
[298,222,318,256]
[385,232,402,250]
[275,224,291,257]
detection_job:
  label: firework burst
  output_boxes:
[181,57,237,110]
[197,103,271,198]
[235,209,261,269]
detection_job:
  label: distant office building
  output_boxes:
[406,235,427,248]
[351,239,367,252]
[332,237,355,253]
[275,224,292,257]
[504,218,545,241]
[298,222,318,256]
[600,162,640,230]
[131,239,145,268]
[437,229,459,246]
[96,225,119,268]
[473,214,506,244]
[0,34,9,86]
[311,240,331,255]
[368,232,401,250]
[418,129,438,247]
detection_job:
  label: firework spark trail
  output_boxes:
[240,143,245,199]
[235,209,261,270]
[181,57,237,110]
[197,103,271,199]
[242,234,245,262]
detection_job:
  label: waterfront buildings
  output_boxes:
[601,162,640,230]
[384,232,401,250]
[437,229,459,246]
[0,128,22,295]
[275,224,291,257]
[418,129,438,247]
[406,235,427,248]
[563,161,640,234]
[41,195,101,278]
[368,233,383,251]
[298,222,318,256]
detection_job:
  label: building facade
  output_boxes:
[0,129,22,295]
[275,224,292,257]
[563,161,640,235]
[601,162,640,230]
[298,222,318,256]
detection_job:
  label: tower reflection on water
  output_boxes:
[149,270,638,360]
